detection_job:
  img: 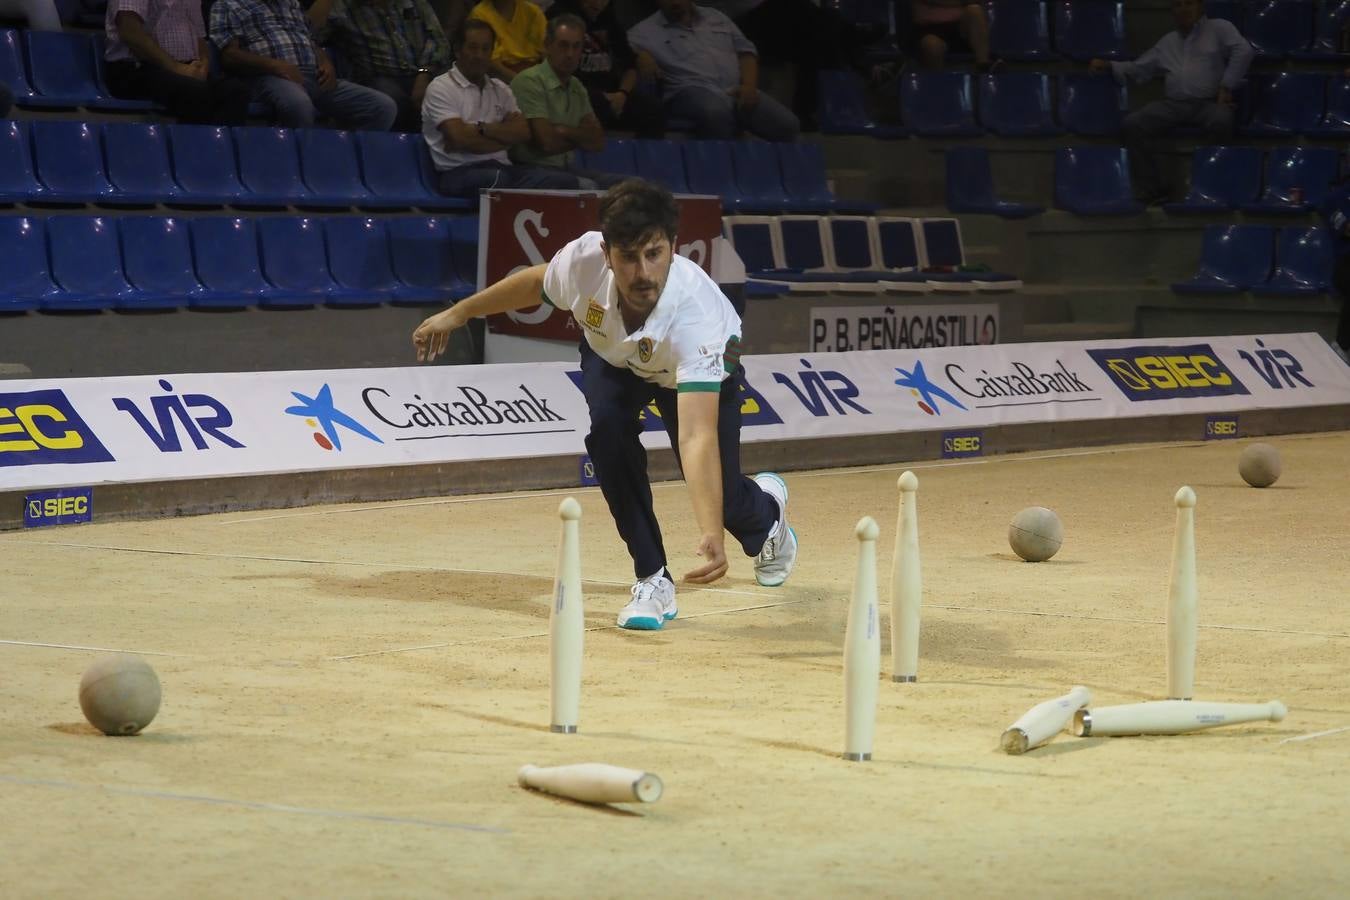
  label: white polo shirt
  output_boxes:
[421,64,518,171]
[543,232,743,393]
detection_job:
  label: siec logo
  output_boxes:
[23,487,94,528]
[1204,416,1239,440]
[0,390,114,467]
[941,430,983,458]
[893,360,966,416]
[1086,345,1250,401]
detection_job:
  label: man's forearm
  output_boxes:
[679,428,724,540]
[737,53,758,90]
[117,15,181,70]
[449,263,550,320]
[221,44,288,76]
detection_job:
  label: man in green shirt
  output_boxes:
[510,13,625,188]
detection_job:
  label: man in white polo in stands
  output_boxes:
[411,178,798,629]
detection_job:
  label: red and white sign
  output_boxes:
[479,189,724,342]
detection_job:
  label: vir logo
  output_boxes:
[285,384,384,451]
[893,361,966,416]
[772,359,870,416]
[113,380,244,452]
[1237,339,1313,390]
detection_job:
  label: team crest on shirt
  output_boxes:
[637,338,654,363]
[585,299,605,330]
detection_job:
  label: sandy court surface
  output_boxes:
[2,433,1348,898]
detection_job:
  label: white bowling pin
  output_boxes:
[550,498,583,733]
[845,516,881,761]
[1000,685,1092,754]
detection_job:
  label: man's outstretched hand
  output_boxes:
[412,307,466,362]
[684,533,728,584]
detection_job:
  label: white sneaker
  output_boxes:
[617,572,677,630]
[753,472,798,587]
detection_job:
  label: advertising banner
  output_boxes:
[809,303,1000,352]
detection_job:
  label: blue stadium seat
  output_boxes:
[31,121,117,205]
[1244,0,1316,59]
[323,217,399,305]
[920,217,1019,290]
[722,217,781,275]
[354,131,443,208]
[1242,146,1341,213]
[234,127,311,207]
[988,0,1056,61]
[817,69,907,138]
[1054,147,1144,215]
[117,217,200,309]
[900,72,981,136]
[1057,72,1126,135]
[24,31,145,110]
[1307,75,1350,138]
[46,215,135,310]
[1053,0,1127,61]
[575,138,638,177]
[1291,0,1350,59]
[0,217,57,310]
[167,125,245,206]
[91,33,157,110]
[256,217,337,307]
[447,216,480,300]
[1242,72,1327,136]
[0,29,41,109]
[731,140,791,213]
[409,137,474,211]
[633,139,691,194]
[978,72,1060,136]
[775,141,876,214]
[1163,146,1264,213]
[682,140,746,211]
[1172,225,1276,293]
[773,216,866,288]
[297,129,370,208]
[1251,226,1335,295]
[188,217,274,308]
[876,218,923,270]
[944,147,1045,218]
[103,123,181,206]
[0,120,47,204]
[386,216,474,305]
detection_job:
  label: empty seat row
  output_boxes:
[575,138,872,215]
[0,121,472,211]
[987,0,1128,61]
[1205,0,1350,60]
[0,215,477,312]
[1240,72,1350,137]
[0,28,155,112]
[1173,224,1334,294]
[723,215,1022,295]
[1167,145,1340,213]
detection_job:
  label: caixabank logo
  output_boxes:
[0,390,113,467]
[564,372,783,432]
[1086,344,1250,401]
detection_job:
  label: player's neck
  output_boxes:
[617,295,651,335]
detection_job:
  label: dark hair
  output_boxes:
[598,179,679,249]
[546,13,586,42]
[457,18,496,50]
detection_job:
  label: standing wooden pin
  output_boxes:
[551,497,583,733]
[890,471,921,683]
[1167,486,1197,701]
[845,516,881,761]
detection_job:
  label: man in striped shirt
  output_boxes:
[210,0,397,129]
[313,0,452,132]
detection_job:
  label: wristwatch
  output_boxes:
[416,66,432,75]
[476,121,486,136]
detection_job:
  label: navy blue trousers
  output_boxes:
[579,340,779,579]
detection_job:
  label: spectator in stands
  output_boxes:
[0,0,60,31]
[311,0,453,132]
[909,0,995,71]
[1090,0,1253,204]
[423,18,584,195]
[511,13,627,188]
[702,0,893,126]
[467,0,546,82]
[105,0,251,125]
[547,0,665,138]
[1319,180,1350,361]
[627,0,799,141]
[210,0,398,129]
[0,81,11,117]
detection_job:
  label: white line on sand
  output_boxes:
[0,775,507,833]
[0,639,190,658]
[1278,726,1350,745]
